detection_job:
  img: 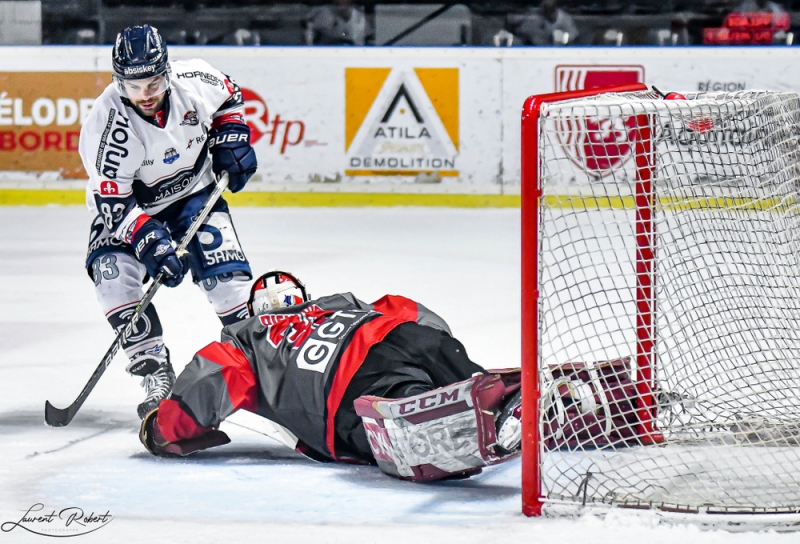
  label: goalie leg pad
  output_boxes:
[353,369,521,482]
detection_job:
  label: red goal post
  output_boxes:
[520,83,650,517]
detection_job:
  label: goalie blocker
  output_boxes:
[138,270,525,481]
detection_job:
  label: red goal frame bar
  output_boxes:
[520,83,664,517]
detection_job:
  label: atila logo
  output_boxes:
[345,67,459,178]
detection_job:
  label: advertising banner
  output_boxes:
[191,48,502,190]
[501,47,800,186]
[344,66,459,180]
[0,71,110,177]
[0,46,798,195]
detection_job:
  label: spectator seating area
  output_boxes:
[40,0,800,46]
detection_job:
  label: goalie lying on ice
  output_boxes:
[139,271,522,481]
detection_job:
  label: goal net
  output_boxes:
[521,85,800,518]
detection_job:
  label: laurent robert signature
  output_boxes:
[1,503,112,537]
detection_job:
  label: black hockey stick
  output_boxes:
[44,172,230,427]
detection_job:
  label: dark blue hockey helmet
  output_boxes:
[112,25,168,80]
[112,25,171,102]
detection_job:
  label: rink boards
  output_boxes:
[0,46,800,199]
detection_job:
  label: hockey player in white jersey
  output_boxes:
[78,24,258,419]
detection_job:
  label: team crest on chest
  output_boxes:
[163,147,180,164]
[180,110,199,126]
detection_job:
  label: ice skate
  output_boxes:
[127,347,175,419]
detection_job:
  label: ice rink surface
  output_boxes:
[0,205,797,543]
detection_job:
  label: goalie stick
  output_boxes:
[44,172,230,427]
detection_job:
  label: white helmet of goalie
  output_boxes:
[247,270,309,315]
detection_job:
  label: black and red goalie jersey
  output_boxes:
[158,292,457,462]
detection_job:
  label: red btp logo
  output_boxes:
[241,88,305,154]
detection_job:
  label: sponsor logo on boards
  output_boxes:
[240,87,306,154]
[344,67,459,179]
[553,65,646,178]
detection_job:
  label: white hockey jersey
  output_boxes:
[78,58,245,243]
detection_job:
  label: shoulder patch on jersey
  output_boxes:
[99,180,119,195]
[180,110,199,126]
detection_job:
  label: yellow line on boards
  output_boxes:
[0,189,521,208]
[344,169,460,177]
[2,189,788,211]
[543,195,793,211]
[0,190,87,206]
[226,191,521,208]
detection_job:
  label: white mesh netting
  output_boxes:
[536,90,800,514]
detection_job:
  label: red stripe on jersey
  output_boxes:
[324,296,420,459]
[158,398,211,443]
[103,299,139,317]
[371,295,419,321]
[217,300,248,317]
[197,341,258,413]
[93,187,133,197]
[211,112,244,129]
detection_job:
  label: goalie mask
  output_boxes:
[248,271,309,315]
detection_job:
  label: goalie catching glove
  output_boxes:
[542,357,663,449]
[208,120,257,193]
[131,216,188,287]
[140,409,230,457]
